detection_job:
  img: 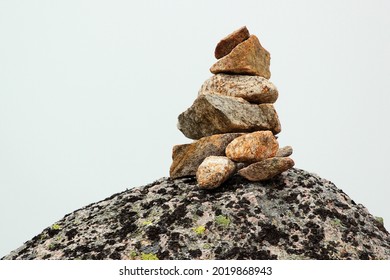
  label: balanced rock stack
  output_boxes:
[170,26,294,189]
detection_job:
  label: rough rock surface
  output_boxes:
[199,74,278,104]
[276,146,293,157]
[3,168,390,260]
[225,131,279,163]
[196,156,236,189]
[239,157,295,181]
[210,35,271,78]
[177,94,281,139]
[214,26,250,59]
[170,133,243,178]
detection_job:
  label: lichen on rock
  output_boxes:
[3,168,390,260]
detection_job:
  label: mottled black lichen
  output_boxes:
[2,168,389,260]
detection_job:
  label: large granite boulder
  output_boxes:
[3,168,389,260]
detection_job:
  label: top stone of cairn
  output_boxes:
[214,26,250,59]
[210,27,271,79]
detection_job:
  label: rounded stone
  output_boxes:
[199,74,278,104]
[196,156,236,190]
[225,131,279,163]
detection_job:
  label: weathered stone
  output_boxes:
[196,156,236,189]
[226,131,279,163]
[276,146,293,157]
[215,26,250,59]
[199,74,278,104]
[238,157,295,181]
[170,133,243,178]
[210,35,271,78]
[236,162,250,170]
[177,94,281,139]
[4,168,390,260]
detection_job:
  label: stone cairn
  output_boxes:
[170,26,294,189]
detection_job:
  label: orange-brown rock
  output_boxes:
[238,157,295,181]
[169,133,243,179]
[210,35,271,78]
[177,94,281,139]
[199,74,278,104]
[214,26,250,59]
[225,131,279,163]
[196,156,236,189]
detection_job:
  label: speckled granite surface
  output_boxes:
[3,168,389,260]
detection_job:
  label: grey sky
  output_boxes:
[1,0,389,257]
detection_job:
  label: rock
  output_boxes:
[196,156,236,189]
[236,162,250,170]
[177,94,281,139]
[199,74,278,104]
[238,157,295,181]
[210,35,271,78]
[276,146,293,157]
[376,217,385,226]
[170,133,243,178]
[214,26,250,59]
[225,131,279,163]
[3,168,390,260]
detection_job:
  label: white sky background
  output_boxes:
[0,0,389,257]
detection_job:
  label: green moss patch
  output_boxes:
[193,225,206,235]
[215,215,230,227]
[141,253,159,260]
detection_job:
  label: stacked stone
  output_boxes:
[170,26,294,189]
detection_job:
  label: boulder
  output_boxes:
[214,26,250,59]
[276,146,293,157]
[225,131,279,163]
[196,156,236,189]
[177,94,281,139]
[210,35,271,78]
[170,133,243,178]
[238,157,295,181]
[199,74,278,104]
[3,168,390,260]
